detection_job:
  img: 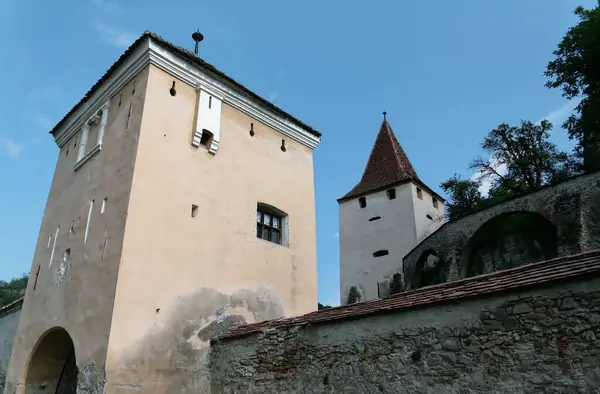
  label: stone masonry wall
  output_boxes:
[402,171,600,291]
[209,277,600,393]
[0,306,21,393]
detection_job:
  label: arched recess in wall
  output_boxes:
[25,327,78,393]
[410,249,447,289]
[462,211,558,278]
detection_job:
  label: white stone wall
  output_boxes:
[339,182,418,304]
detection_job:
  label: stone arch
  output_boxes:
[461,211,558,278]
[410,249,448,289]
[25,327,78,393]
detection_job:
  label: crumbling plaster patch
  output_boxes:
[105,286,284,393]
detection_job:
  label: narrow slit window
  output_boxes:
[416,188,423,200]
[208,96,212,109]
[84,199,95,244]
[373,250,389,258]
[386,188,396,200]
[49,226,60,267]
[426,214,433,221]
[432,197,439,209]
[369,216,381,222]
[358,197,366,209]
[101,198,107,214]
[191,205,199,218]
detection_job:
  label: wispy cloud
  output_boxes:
[93,22,136,48]
[470,157,507,197]
[27,85,63,102]
[538,97,582,126]
[91,0,125,16]
[36,116,54,130]
[1,138,23,158]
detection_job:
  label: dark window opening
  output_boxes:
[358,197,366,209]
[373,250,389,257]
[209,96,212,109]
[249,122,255,137]
[369,216,381,222]
[191,205,198,218]
[386,188,396,200]
[416,187,423,200]
[432,198,439,209]
[200,130,213,147]
[256,207,283,245]
[426,214,433,221]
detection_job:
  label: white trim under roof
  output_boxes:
[53,37,321,150]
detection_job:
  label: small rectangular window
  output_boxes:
[256,207,283,245]
[191,205,198,218]
[386,188,396,200]
[416,188,423,200]
[358,197,366,209]
[101,198,107,214]
[432,197,439,209]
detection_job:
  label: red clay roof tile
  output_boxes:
[339,120,420,201]
[212,249,600,342]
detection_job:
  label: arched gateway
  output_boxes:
[25,327,77,394]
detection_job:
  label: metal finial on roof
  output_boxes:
[383,111,387,121]
[192,30,204,55]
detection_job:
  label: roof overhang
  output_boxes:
[51,32,321,150]
[337,177,446,204]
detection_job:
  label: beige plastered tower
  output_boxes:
[4,31,321,394]
[338,117,445,305]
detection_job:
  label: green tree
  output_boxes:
[0,274,28,308]
[440,175,482,221]
[441,120,580,220]
[545,2,600,172]
[469,120,576,194]
[318,303,332,310]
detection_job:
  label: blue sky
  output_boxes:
[0,0,594,306]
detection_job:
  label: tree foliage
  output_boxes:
[545,2,600,172]
[318,303,332,310]
[441,120,580,221]
[0,274,28,308]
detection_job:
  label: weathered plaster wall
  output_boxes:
[403,171,600,290]
[339,183,415,304]
[209,276,600,393]
[4,67,150,394]
[339,181,445,304]
[104,65,318,393]
[0,307,21,393]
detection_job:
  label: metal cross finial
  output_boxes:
[383,111,387,121]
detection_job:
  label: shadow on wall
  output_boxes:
[410,211,558,290]
[24,327,78,394]
[461,212,557,277]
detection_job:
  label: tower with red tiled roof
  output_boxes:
[338,114,446,305]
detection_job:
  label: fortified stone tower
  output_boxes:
[338,115,444,305]
[5,31,321,393]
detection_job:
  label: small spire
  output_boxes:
[383,111,387,121]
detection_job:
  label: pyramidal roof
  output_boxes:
[339,119,420,201]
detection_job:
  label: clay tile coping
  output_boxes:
[0,296,24,316]
[50,31,321,139]
[211,250,600,343]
